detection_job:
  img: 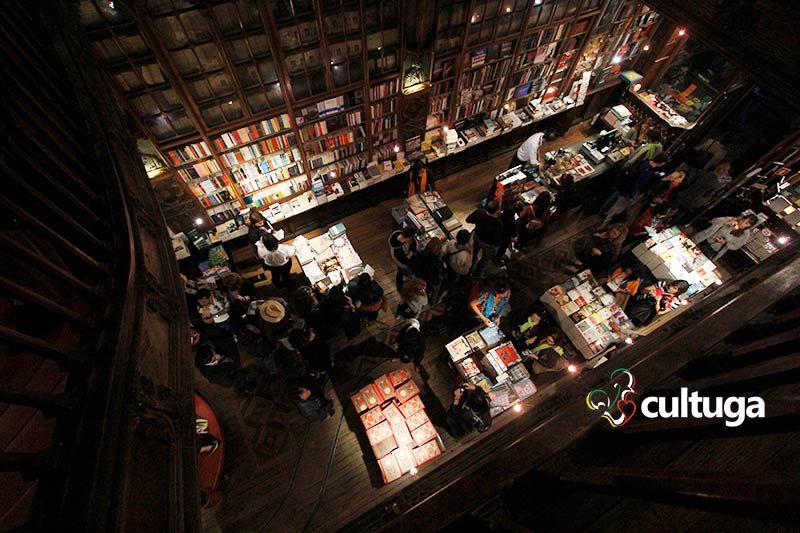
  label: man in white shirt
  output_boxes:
[509,130,555,169]
[257,233,296,289]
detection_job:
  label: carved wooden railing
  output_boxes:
[0,2,198,531]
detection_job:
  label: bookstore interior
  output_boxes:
[4,0,800,531]
[88,0,797,498]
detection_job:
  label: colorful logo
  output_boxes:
[585,368,637,428]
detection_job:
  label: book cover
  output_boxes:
[366,420,394,446]
[388,368,412,387]
[374,374,395,400]
[392,445,417,475]
[404,409,430,432]
[411,420,438,447]
[412,439,442,466]
[359,406,385,429]
[378,452,403,483]
[398,395,425,418]
[394,380,420,403]
[446,336,472,362]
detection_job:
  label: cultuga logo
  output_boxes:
[586,368,766,428]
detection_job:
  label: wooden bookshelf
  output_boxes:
[79,0,661,232]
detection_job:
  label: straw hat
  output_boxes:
[259,299,286,323]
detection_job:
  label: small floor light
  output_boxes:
[513,403,522,413]
[195,217,204,226]
[568,364,577,374]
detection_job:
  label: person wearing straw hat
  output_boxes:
[258,297,291,341]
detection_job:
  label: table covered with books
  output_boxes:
[632,226,722,296]
[540,269,636,360]
[445,325,537,417]
[491,166,552,208]
[350,369,445,484]
[390,191,460,244]
[292,223,367,292]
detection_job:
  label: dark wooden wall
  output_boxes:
[0,2,199,531]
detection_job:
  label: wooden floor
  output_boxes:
[198,124,599,533]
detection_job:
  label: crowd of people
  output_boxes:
[188,125,750,438]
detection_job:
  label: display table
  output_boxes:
[350,370,445,484]
[446,325,537,417]
[541,270,635,359]
[632,227,721,297]
[391,191,459,244]
[540,132,628,186]
[293,223,366,291]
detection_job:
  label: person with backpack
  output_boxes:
[443,229,473,285]
[446,383,492,437]
[395,318,426,371]
[396,278,429,320]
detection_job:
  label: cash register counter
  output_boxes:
[539,132,629,186]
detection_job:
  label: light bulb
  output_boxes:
[611,55,622,64]
[195,217,203,226]
[678,28,687,36]
[643,44,650,51]
[513,403,522,412]
[624,337,633,345]
[715,278,723,286]
[503,103,510,110]
[778,236,789,244]
[108,1,115,8]
[410,466,418,476]
[443,126,449,132]
[393,144,400,152]
[228,100,233,105]
[568,364,577,373]
[506,7,512,12]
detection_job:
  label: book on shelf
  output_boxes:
[370,79,399,100]
[166,141,211,166]
[177,159,222,182]
[198,187,235,208]
[220,136,297,166]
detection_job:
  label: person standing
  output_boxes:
[467,200,503,278]
[247,209,276,245]
[508,130,555,169]
[396,278,429,320]
[347,272,385,321]
[292,377,335,421]
[411,237,446,305]
[494,203,521,265]
[443,229,474,284]
[469,278,512,327]
[388,226,417,291]
[600,153,669,226]
[257,233,295,289]
[673,161,734,216]
[692,214,757,260]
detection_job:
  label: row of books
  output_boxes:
[308,142,367,169]
[219,135,296,166]
[373,128,398,148]
[461,59,512,89]
[238,174,308,196]
[323,154,368,179]
[198,187,236,208]
[243,178,310,207]
[166,141,211,166]
[298,110,363,142]
[370,98,396,116]
[429,95,449,114]
[372,115,396,134]
[230,158,303,183]
[188,174,234,194]
[455,96,497,120]
[212,114,291,151]
[304,128,364,154]
[177,159,222,182]
[370,79,399,100]
[295,94,351,123]
[510,62,553,87]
